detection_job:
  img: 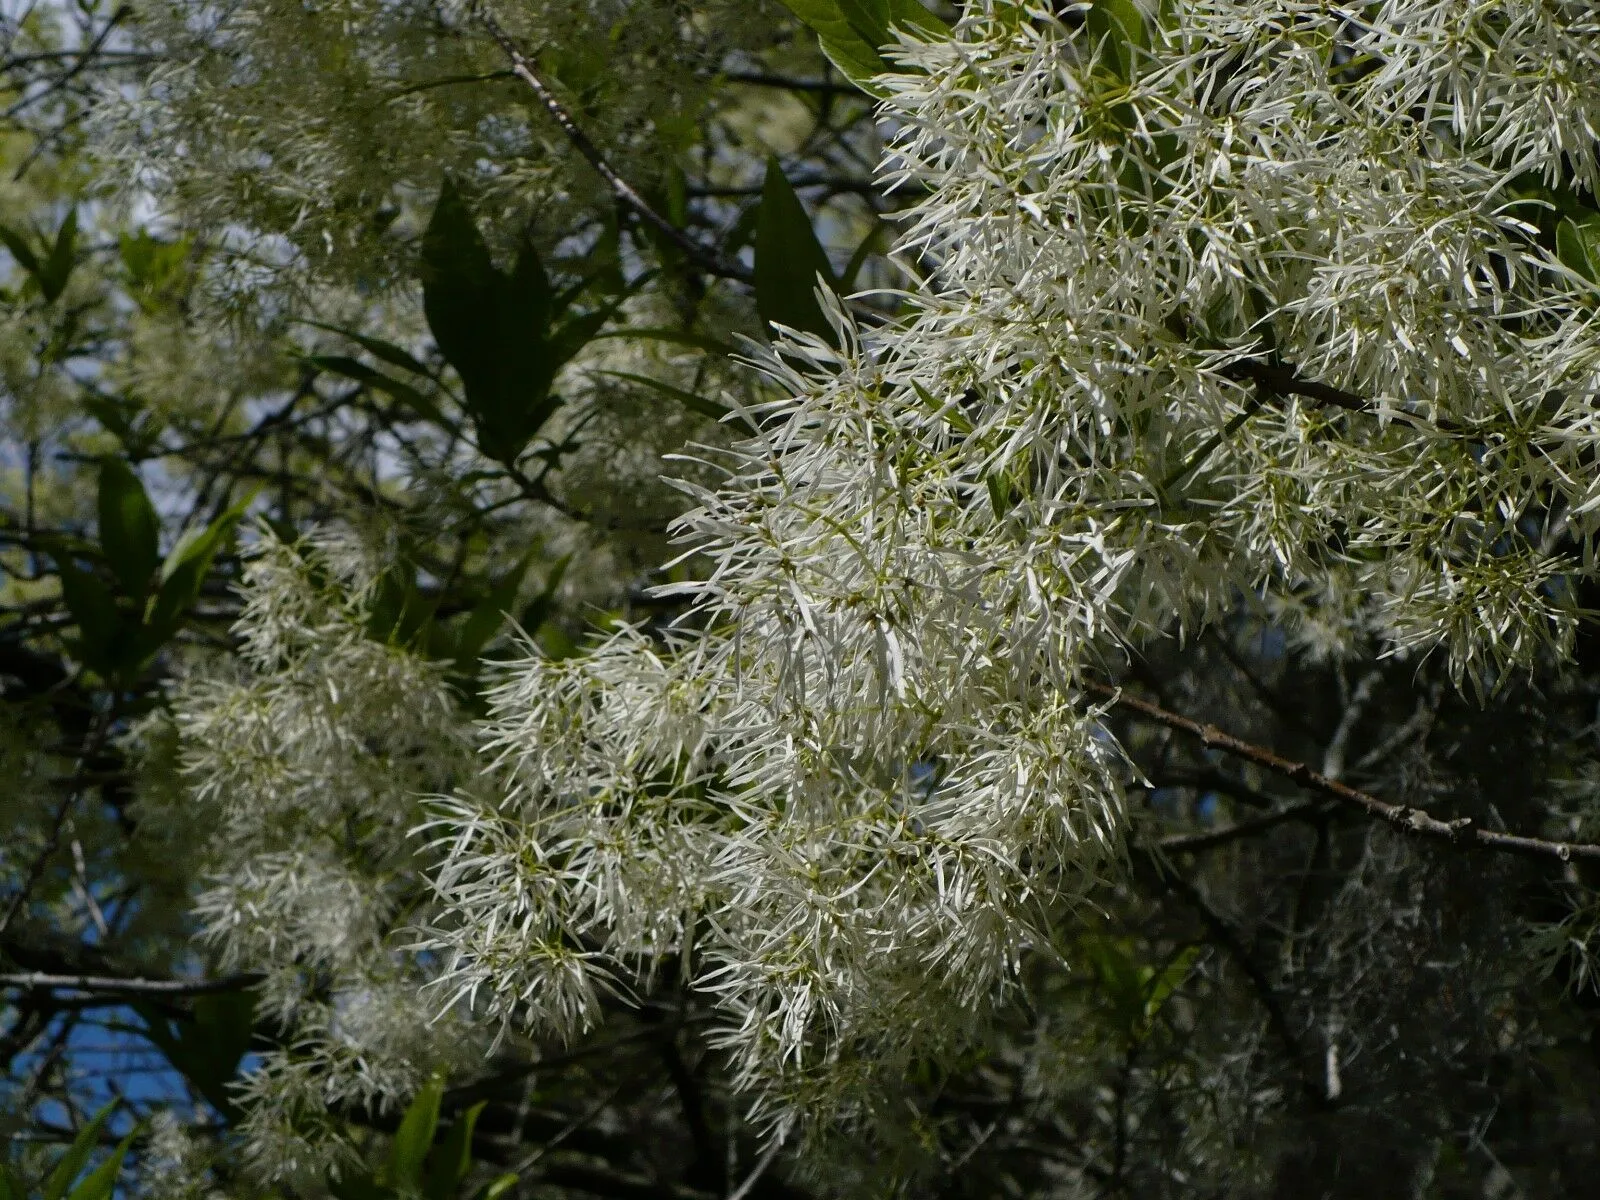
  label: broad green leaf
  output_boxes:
[1557,215,1600,282]
[472,1175,519,1200]
[327,1169,392,1200]
[0,222,40,276]
[145,494,252,646]
[779,0,947,87]
[454,553,537,667]
[776,0,887,87]
[297,320,433,379]
[304,355,448,427]
[424,1102,486,1200]
[421,180,564,464]
[517,553,572,638]
[887,0,949,36]
[120,231,192,300]
[39,210,77,304]
[597,370,755,433]
[55,555,122,677]
[98,458,160,597]
[64,1127,138,1200]
[837,0,890,47]
[387,1078,445,1193]
[755,158,839,343]
[1143,945,1200,1019]
[592,327,739,357]
[0,1163,26,1200]
[1085,0,1149,79]
[42,1102,118,1200]
[141,989,256,1121]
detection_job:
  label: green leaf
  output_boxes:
[471,1175,519,1200]
[1557,215,1600,282]
[297,319,434,379]
[387,1078,445,1194]
[597,370,755,433]
[143,492,253,651]
[778,0,946,87]
[886,0,949,37]
[1085,0,1149,79]
[0,1162,26,1200]
[591,327,739,357]
[141,988,256,1122]
[304,355,449,427]
[755,158,839,343]
[98,458,160,598]
[120,231,193,300]
[64,1127,138,1200]
[38,210,77,304]
[777,0,888,87]
[328,1170,393,1200]
[454,553,537,667]
[55,554,122,677]
[0,221,40,276]
[1143,945,1200,1020]
[42,1102,118,1200]
[836,0,890,46]
[364,565,441,650]
[424,1102,486,1200]
[517,553,572,638]
[421,179,565,464]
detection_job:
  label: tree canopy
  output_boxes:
[6,2,1600,1198]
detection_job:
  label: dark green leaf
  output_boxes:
[298,319,434,379]
[0,221,40,276]
[421,179,562,464]
[0,1162,26,1200]
[39,209,77,304]
[471,1175,519,1200]
[328,1169,392,1200]
[1557,216,1600,282]
[776,0,888,87]
[55,555,122,676]
[591,328,739,357]
[755,158,839,343]
[98,458,160,598]
[138,989,255,1122]
[145,494,252,648]
[42,1102,118,1200]
[64,1127,137,1200]
[387,1078,445,1194]
[1085,0,1149,79]
[517,553,572,638]
[836,0,890,47]
[120,231,193,298]
[454,554,537,668]
[1143,945,1200,1019]
[304,355,448,427]
[424,1102,486,1200]
[597,370,755,433]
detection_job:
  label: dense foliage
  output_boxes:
[6,1,1600,1197]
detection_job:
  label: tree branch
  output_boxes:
[1089,681,1600,863]
[470,6,754,285]
[0,971,262,997]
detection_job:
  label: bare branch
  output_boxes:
[1090,681,1600,863]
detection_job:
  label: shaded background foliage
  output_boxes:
[2,2,1600,1199]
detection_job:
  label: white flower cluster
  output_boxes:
[421,0,1600,1133]
[170,530,486,1183]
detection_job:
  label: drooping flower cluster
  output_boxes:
[422,0,1600,1134]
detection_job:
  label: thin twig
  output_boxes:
[0,971,262,997]
[1090,680,1600,862]
[470,6,753,284]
